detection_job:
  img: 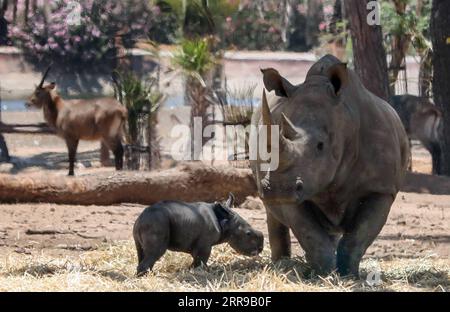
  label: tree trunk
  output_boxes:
[0,0,8,45]
[431,0,450,175]
[280,0,295,47]
[419,49,433,97]
[344,0,391,101]
[0,133,9,162]
[388,0,410,95]
[24,0,29,25]
[0,163,257,205]
[187,76,210,161]
[12,0,17,24]
[305,0,323,49]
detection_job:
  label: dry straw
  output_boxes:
[0,242,448,292]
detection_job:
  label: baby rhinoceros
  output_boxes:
[133,193,264,276]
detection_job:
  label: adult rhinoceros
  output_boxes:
[250,55,409,277]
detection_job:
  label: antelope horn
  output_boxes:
[38,65,52,88]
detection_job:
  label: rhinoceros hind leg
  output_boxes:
[191,246,212,268]
[267,211,291,261]
[337,193,393,278]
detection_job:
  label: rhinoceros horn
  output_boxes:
[261,89,273,150]
[279,113,296,153]
[280,113,298,140]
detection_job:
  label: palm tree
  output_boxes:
[112,71,163,170]
[173,38,214,160]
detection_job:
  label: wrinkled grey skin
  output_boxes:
[133,194,264,276]
[390,94,443,175]
[250,55,409,277]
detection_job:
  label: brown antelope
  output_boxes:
[391,94,443,175]
[26,66,127,176]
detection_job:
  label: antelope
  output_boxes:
[26,66,127,176]
[391,94,443,175]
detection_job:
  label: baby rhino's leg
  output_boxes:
[136,229,169,277]
[191,245,212,268]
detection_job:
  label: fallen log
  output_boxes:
[0,163,258,205]
[0,122,55,134]
[1,164,445,206]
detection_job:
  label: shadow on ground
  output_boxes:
[2,149,106,174]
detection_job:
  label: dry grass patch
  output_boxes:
[0,242,448,292]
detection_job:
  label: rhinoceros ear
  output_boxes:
[327,63,348,96]
[261,68,296,98]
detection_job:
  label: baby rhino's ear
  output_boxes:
[226,193,235,208]
[214,202,232,219]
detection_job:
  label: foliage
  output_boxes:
[223,5,283,51]
[8,0,152,71]
[148,2,180,44]
[221,83,257,126]
[158,0,238,38]
[172,37,214,76]
[381,0,432,54]
[112,70,163,170]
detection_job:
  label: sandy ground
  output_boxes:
[0,111,449,267]
[0,190,448,263]
[0,96,448,289]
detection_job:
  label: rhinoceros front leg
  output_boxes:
[289,202,337,275]
[337,193,393,277]
[267,210,291,261]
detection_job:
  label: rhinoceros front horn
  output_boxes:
[261,89,273,150]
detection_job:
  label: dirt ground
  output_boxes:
[0,109,449,276]
[0,136,448,265]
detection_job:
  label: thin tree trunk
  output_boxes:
[24,0,29,25]
[388,0,410,94]
[188,77,210,160]
[344,0,391,101]
[419,49,433,97]
[0,0,8,45]
[0,133,9,162]
[431,0,450,175]
[280,0,295,47]
[305,0,323,49]
[12,0,17,24]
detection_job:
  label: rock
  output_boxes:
[240,196,264,210]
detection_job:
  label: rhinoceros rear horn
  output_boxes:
[280,113,298,140]
[327,63,348,96]
[261,68,295,98]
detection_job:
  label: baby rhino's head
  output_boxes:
[216,194,264,257]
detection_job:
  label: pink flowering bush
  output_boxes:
[223,5,283,51]
[9,0,152,71]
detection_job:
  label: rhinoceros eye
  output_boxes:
[317,142,324,152]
